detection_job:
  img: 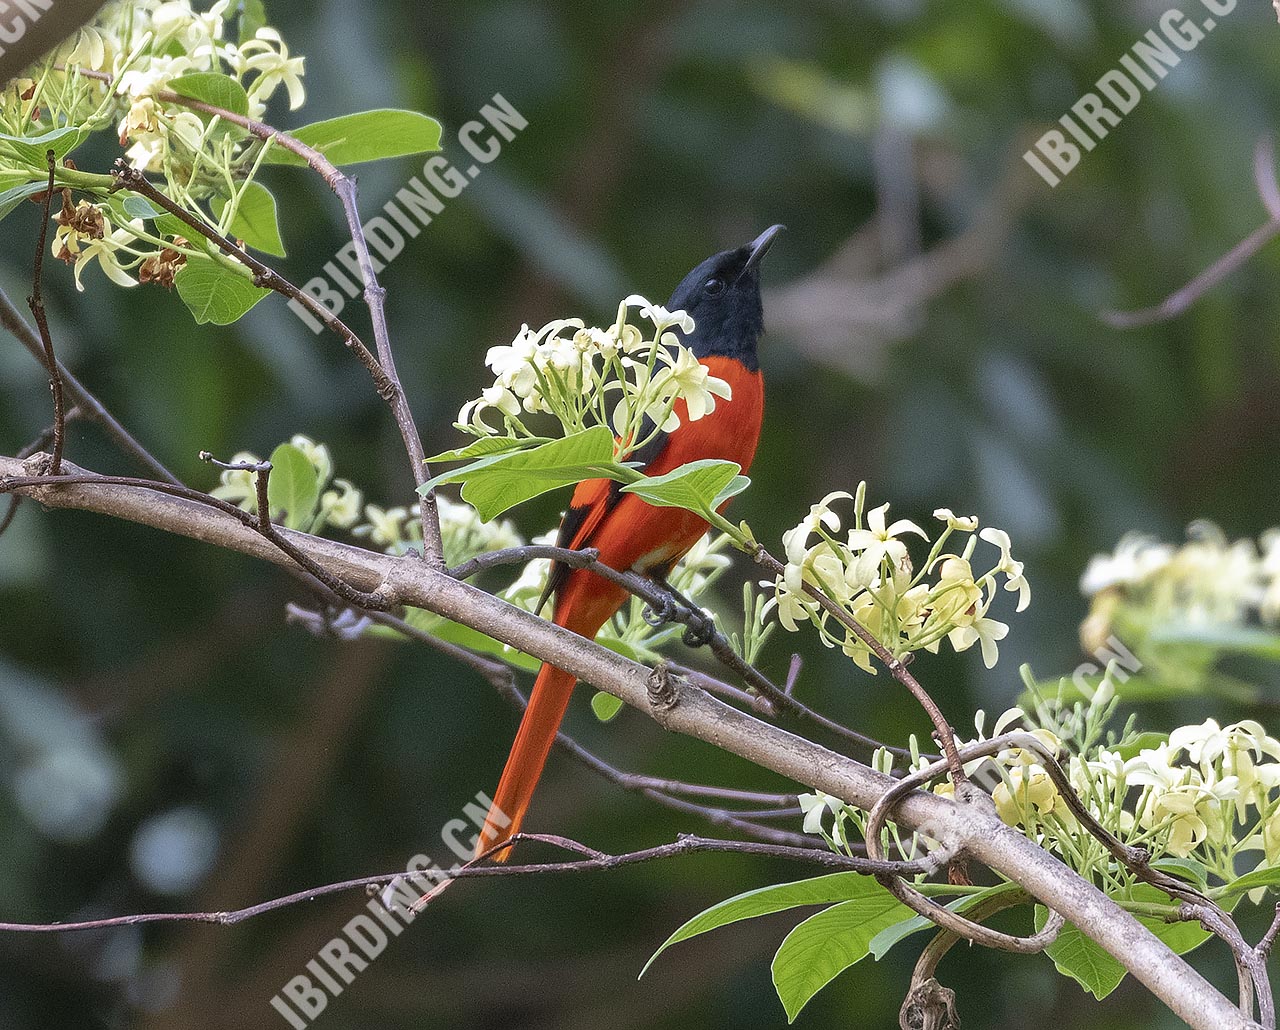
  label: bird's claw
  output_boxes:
[643,595,678,626]
[681,610,717,648]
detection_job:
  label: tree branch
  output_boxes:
[0,287,178,484]
[0,453,1259,1030]
[67,64,443,559]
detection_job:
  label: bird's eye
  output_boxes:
[703,278,724,296]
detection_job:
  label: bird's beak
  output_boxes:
[739,224,785,278]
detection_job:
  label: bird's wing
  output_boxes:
[536,422,670,613]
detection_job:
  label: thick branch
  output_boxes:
[0,455,1260,1030]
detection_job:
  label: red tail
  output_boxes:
[476,660,577,859]
[476,578,625,861]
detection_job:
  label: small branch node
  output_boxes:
[647,662,681,713]
[899,977,960,1030]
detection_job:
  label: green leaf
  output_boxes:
[0,126,86,164]
[642,871,886,978]
[155,212,190,238]
[211,182,285,256]
[1110,731,1169,761]
[388,608,543,672]
[238,0,267,41]
[1035,884,1210,1000]
[264,110,442,167]
[1218,863,1280,898]
[121,196,163,220]
[424,436,549,464]
[715,474,752,507]
[266,444,320,530]
[420,427,624,521]
[591,691,624,722]
[621,460,746,514]
[174,258,270,325]
[1150,622,1280,660]
[168,72,250,117]
[772,891,913,1022]
[0,180,47,222]
[1150,857,1209,889]
[868,882,1024,960]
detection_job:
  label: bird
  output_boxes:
[476,225,784,860]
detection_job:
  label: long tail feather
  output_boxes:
[476,660,576,860]
[477,580,624,861]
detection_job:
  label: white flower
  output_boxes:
[290,435,332,485]
[319,479,362,529]
[948,612,1009,668]
[116,54,195,99]
[64,25,112,72]
[652,347,732,422]
[992,766,1059,827]
[624,294,694,335]
[354,505,410,550]
[54,216,142,291]
[458,385,521,434]
[239,28,307,109]
[980,526,1031,612]
[798,791,848,846]
[1079,533,1175,595]
[209,451,262,509]
[934,508,978,532]
[573,325,621,355]
[845,503,927,587]
[119,96,158,141]
[925,556,981,629]
[779,491,852,595]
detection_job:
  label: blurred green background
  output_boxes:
[4,0,1280,1027]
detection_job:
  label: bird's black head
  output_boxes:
[666,224,784,372]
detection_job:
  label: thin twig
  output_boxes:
[67,64,443,561]
[752,546,967,783]
[28,151,66,475]
[0,287,179,484]
[1103,136,1280,329]
[1259,904,1280,960]
[0,831,935,935]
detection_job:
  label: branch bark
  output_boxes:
[0,453,1260,1030]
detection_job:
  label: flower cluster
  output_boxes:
[353,495,522,564]
[457,296,732,462]
[209,434,362,534]
[1080,523,1280,655]
[52,0,305,170]
[3,1,306,293]
[801,688,1280,900]
[766,484,1029,672]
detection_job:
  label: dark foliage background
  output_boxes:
[3,1,1280,1027]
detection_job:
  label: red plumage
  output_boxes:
[477,357,764,857]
